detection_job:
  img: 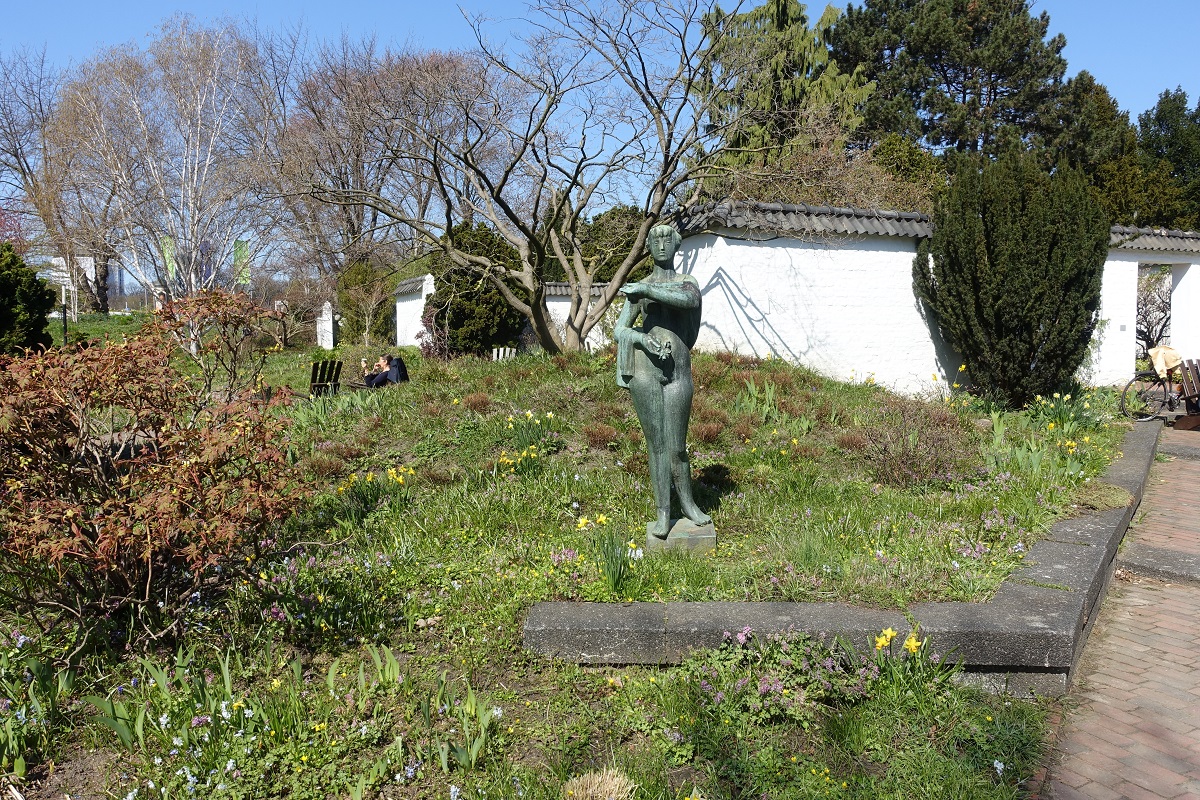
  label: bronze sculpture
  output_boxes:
[615,223,712,541]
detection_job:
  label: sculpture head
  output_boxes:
[648,224,682,266]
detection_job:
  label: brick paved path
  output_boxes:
[1045,428,1200,799]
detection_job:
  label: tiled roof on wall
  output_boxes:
[396,277,611,297]
[678,200,932,239]
[680,200,1200,254]
[394,276,428,296]
[1109,226,1200,254]
[545,282,608,297]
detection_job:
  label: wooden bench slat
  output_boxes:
[1181,360,1200,401]
[310,359,343,397]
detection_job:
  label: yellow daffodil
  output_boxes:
[576,517,590,530]
[903,633,923,654]
[875,627,898,649]
[958,364,966,372]
[595,514,608,524]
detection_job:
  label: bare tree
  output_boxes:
[1137,266,1172,356]
[300,0,756,353]
[59,17,276,301]
[0,48,120,311]
[259,34,431,277]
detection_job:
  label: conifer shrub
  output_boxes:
[913,154,1109,407]
[0,242,55,355]
[420,224,527,358]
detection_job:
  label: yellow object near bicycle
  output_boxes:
[1149,346,1183,379]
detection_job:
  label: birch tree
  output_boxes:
[61,18,274,301]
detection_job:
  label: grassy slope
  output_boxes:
[6,319,1126,799]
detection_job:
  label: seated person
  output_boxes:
[363,354,409,388]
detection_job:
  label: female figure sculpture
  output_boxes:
[614,224,712,539]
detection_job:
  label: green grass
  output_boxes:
[48,310,153,348]
[2,342,1128,798]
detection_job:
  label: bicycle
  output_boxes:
[1120,369,1183,420]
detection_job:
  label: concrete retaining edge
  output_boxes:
[523,421,1161,695]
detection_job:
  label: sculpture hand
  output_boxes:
[620,282,648,301]
[642,332,667,358]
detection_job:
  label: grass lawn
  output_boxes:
[1,319,1130,799]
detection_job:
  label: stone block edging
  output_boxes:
[523,422,1161,695]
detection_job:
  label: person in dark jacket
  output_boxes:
[364,354,409,388]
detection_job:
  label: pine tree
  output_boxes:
[912,154,1108,407]
[0,242,56,355]
[832,0,1066,154]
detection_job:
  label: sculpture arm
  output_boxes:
[614,297,641,388]
[636,279,700,309]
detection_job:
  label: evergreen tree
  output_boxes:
[336,260,401,346]
[913,154,1108,407]
[1043,72,1133,175]
[703,0,873,166]
[422,223,526,358]
[832,0,1066,154]
[1138,88,1200,219]
[0,242,55,355]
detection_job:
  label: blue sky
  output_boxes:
[2,0,1197,119]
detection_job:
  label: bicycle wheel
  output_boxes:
[1121,372,1168,420]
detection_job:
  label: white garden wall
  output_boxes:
[394,274,435,347]
[678,230,946,394]
[395,231,1196,393]
[677,231,1185,394]
[1092,253,1140,387]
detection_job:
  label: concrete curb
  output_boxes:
[1118,544,1200,584]
[523,421,1161,695]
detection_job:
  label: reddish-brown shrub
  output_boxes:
[835,431,869,452]
[732,417,755,442]
[0,300,302,651]
[462,392,491,413]
[691,422,724,444]
[860,396,982,488]
[583,423,619,449]
[692,398,730,425]
[151,288,282,399]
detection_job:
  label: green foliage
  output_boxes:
[1137,87,1200,226]
[1,642,75,779]
[703,0,873,164]
[0,242,55,355]
[337,260,400,345]
[422,224,526,358]
[615,627,1047,797]
[831,0,1067,153]
[418,671,496,774]
[734,378,782,423]
[872,132,947,206]
[594,528,639,597]
[87,646,414,799]
[914,153,1109,407]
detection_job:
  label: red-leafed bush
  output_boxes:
[0,292,300,653]
[151,288,283,400]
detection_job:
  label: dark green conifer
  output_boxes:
[0,242,56,355]
[913,154,1108,407]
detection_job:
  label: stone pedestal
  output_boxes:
[645,519,716,555]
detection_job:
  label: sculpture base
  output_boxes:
[645,519,716,555]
